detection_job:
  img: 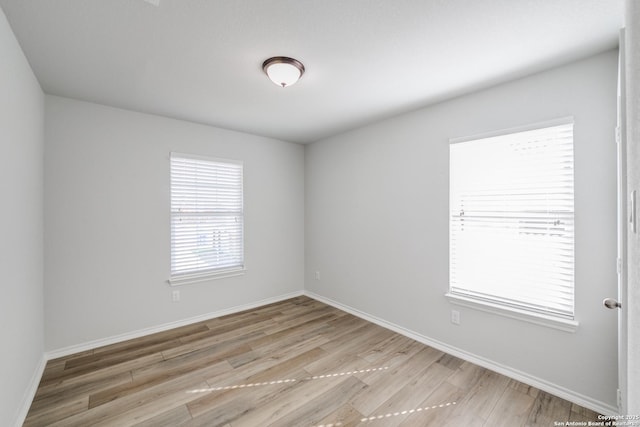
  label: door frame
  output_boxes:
[616,28,628,415]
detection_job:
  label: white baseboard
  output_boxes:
[46,290,304,360]
[303,290,619,416]
[14,353,47,427]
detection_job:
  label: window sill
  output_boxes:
[169,268,246,286]
[445,293,579,333]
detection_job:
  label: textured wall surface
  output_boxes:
[306,50,619,411]
[0,7,44,426]
[44,96,304,352]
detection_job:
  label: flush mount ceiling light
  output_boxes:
[262,56,305,88]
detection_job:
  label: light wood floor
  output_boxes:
[25,296,602,426]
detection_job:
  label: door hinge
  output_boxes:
[617,388,623,409]
[617,257,623,274]
[616,126,621,144]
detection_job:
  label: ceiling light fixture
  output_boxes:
[262,56,305,88]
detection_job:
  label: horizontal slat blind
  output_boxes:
[170,153,244,278]
[449,121,575,319]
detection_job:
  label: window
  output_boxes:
[170,153,244,284]
[448,120,575,327]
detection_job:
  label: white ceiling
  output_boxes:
[0,0,625,144]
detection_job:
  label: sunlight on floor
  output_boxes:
[186,366,390,394]
[359,401,457,423]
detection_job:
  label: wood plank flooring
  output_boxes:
[24,296,603,426]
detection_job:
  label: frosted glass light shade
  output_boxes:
[262,57,305,88]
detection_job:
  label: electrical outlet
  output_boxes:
[172,290,180,302]
[451,310,460,325]
[315,271,320,280]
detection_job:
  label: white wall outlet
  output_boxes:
[451,310,460,325]
[172,290,180,302]
[315,271,320,280]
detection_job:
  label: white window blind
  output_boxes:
[449,121,575,319]
[170,153,244,280]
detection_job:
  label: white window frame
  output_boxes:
[446,118,579,332]
[169,152,245,286]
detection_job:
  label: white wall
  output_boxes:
[305,50,619,410]
[0,7,45,426]
[44,96,304,351]
[625,0,640,414]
